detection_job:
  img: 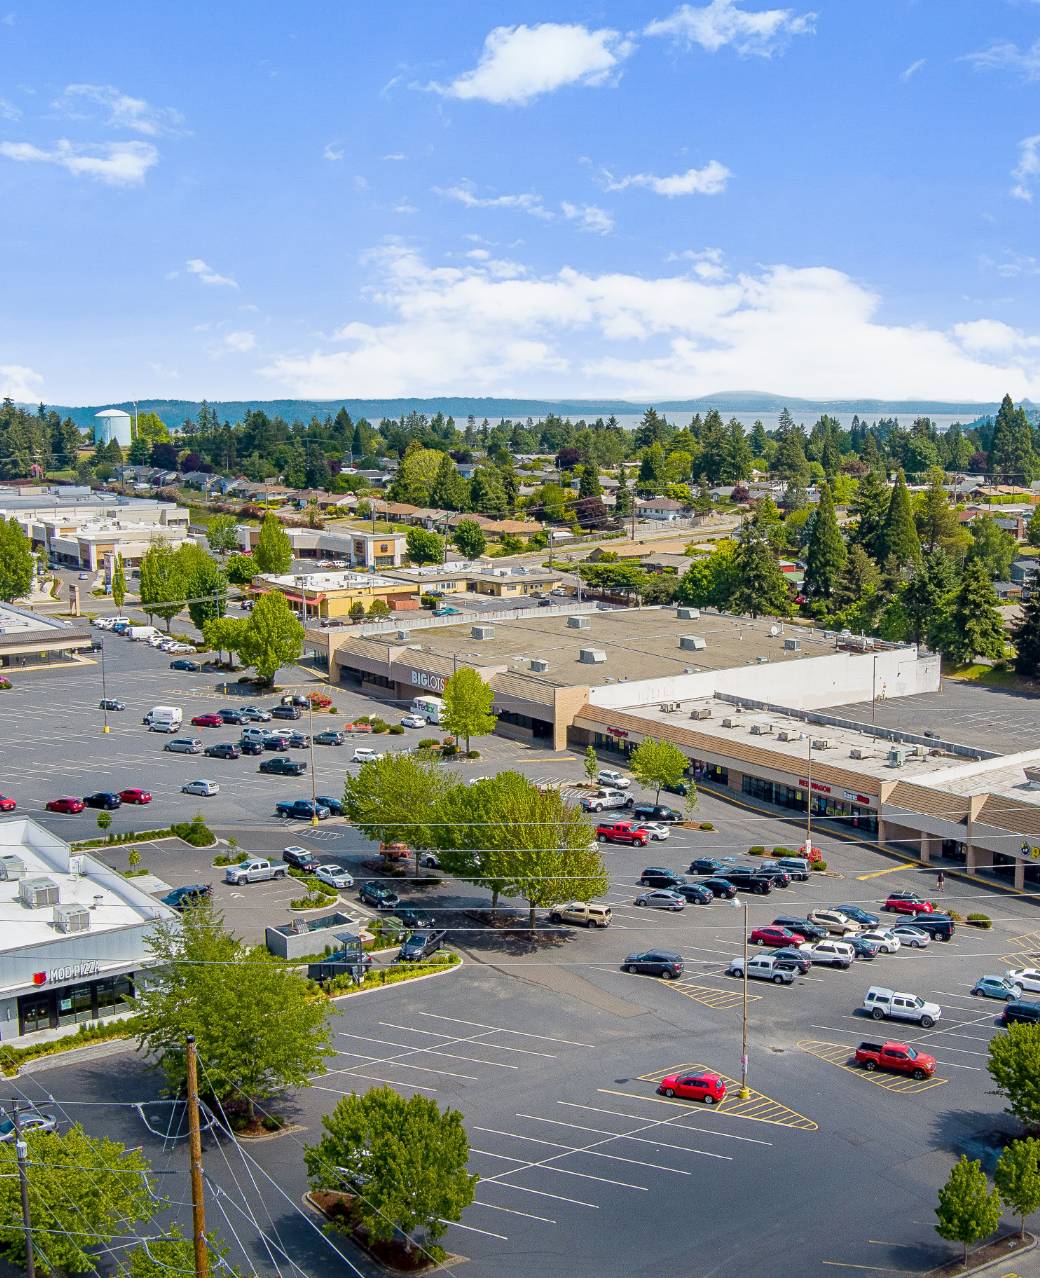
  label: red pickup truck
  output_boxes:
[596,821,649,847]
[854,1041,936,1080]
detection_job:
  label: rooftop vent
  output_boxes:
[721,716,739,728]
[679,635,707,652]
[530,658,549,673]
[777,729,801,742]
[54,902,90,934]
[755,655,768,664]
[579,647,606,664]
[677,607,700,620]
[471,624,495,640]
[20,876,59,909]
[395,630,410,641]
[887,746,910,768]
[1025,765,1040,786]
[749,723,774,736]
[812,738,834,750]
[783,638,801,652]
[92,894,104,910]
[567,615,590,630]
[0,854,26,880]
[850,746,869,760]
[659,701,681,713]
[689,707,712,720]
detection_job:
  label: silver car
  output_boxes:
[164,738,203,754]
[0,1110,56,1141]
[635,889,686,911]
[891,924,930,949]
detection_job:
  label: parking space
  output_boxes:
[632,1064,819,1130]
[797,1039,949,1094]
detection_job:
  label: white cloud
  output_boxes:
[55,83,185,136]
[393,201,418,214]
[1011,134,1040,201]
[185,258,238,287]
[323,142,344,161]
[984,251,1040,279]
[384,152,407,161]
[435,183,552,219]
[900,58,926,82]
[963,39,1040,81]
[431,23,634,105]
[221,330,256,353]
[561,202,615,235]
[603,160,730,196]
[645,0,815,57]
[668,246,728,279]
[0,97,20,120]
[0,138,157,185]
[353,174,368,191]
[260,240,1040,401]
[0,363,43,401]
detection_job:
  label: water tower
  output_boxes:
[94,408,133,447]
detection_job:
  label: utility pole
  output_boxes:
[8,1104,36,1278]
[804,738,813,856]
[307,695,318,827]
[100,638,110,734]
[739,899,750,1099]
[185,1036,209,1278]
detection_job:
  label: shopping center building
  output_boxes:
[0,818,178,1042]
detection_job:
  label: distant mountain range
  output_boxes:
[31,393,1017,431]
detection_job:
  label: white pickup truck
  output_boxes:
[862,986,941,1028]
[224,858,287,885]
[726,954,795,985]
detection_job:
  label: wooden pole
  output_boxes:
[185,1036,209,1278]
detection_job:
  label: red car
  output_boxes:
[191,713,224,728]
[46,796,85,814]
[750,925,806,948]
[657,1071,727,1105]
[0,795,15,812]
[884,892,935,915]
[119,788,152,805]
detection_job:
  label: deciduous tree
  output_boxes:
[442,666,497,753]
[111,551,126,609]
[0,516,34,602]
[139,539,185,629]
[344,752,457,875]
[206,513,240,555]
[252,513,292,574]
[629,739,688,802]
[676,542,739,609]
[995,1139,1040,1239]
[235,590,305,684]
[935,1155,1001,1266]
[406,526,444,564]
[453,518,487,559]
[989,1021,1040,1128]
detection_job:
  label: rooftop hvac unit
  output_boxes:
[567,615,590,630]
[690,707,712,720]
[677,607,700,620]
[0,854,26,880]
[579,647,606,664]
[659,701,680,713]
[54,902,90,934]
[777,729,800,742]
[679,635,707,651]
[530,658,549,673]
[20,876,59,909]
[395,629,410,640]
[471,624,495,639]
[850,746,869,759]
[749,723,773,736]
[812,738,834,750]
[721,716,739,728]
[1025,765,1040,786]
[755,655,768,664]
[887,746,910,768]
[783,638,801,652]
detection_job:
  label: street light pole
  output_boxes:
[100,638,110,734]
[740,899,750,1099]
[308,696,318,827]
[804,738,813,855]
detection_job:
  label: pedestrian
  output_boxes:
[937,870,945,891]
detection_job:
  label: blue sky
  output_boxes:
[3,0,1040,405]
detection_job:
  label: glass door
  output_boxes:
[18,993,55,1035]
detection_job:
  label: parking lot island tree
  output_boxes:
[629,738,689,802]
[343,752,458,876]
[235,590,305,685]
[127,1226,249,1278]
[176,542,228,631]
[135,899,331,1122]
[0,1125,157,1276]
[934,1155,1002,1266]
[304,1086,477,1263]
[202,614,248,668]
[441,666,497,754]
[111,551,127,608]
[994,1138,1040,1238]
[989,1022,1040,1129]
[0,516,34,602]
[584,744,600,783]
[252,512,293,574]
[139,538,186,630]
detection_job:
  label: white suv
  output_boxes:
[352,747,385,764]
[862,986,941,1028]
[808,909,858,937]
[596,769,631,789]
[799,940,855,969]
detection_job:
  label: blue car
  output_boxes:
[433,606,461,617]
[973,975,1020,1000]
[315,794,344,816]
[838,904,881,929]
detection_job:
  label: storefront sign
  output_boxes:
[798,779,831,794]
[607,727,629,739]
[410,669,446,694]
[32,961,101,986]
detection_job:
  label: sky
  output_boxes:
[3,0,1040,406]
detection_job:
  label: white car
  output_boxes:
[1006,968,1040,993]
[420,851,439,869]
[798,940,856,969]
[596,769,631,789]
[639,822,670,841]
[92,617,114,629]
[860,928,901,954]
[0,1110,56,1141]
[467,775,492,786]
[891,924,930,949]
[351,747,385,764]
[181,779,219,797]
[634,889,686,911]
[315,864,355,890]
[400,714,427,729]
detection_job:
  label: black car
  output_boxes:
[773,915,828,943]
[258,757,307,776]
[395,930,447,963]
[849,935,881,960]
[1003,1000,1040,1026]
[262,735,288,751]
[161,883,213,911]
[99,697,125,711]
[663,779,691,797]
[281,694,309,708]
[238,739,264,755]
[271,704,301,721]
[284,732,310,749]
[639,869,685,889]
[314,730,344,746]
[770,947,812,975]
[752,865,791,889]
[631,802,682,823]
[721,867,773,895]
[839,905,881,928]
[315,794,344,816]
[204,742,241,760]
[701,877,737,899]
[170,659,200,672]
[394,906,436,929]
[218,709,247,725]
[83,791,121,810]
[907,912,956,941]
[622,949,684,979]
[670,882,713,905]
[282,846,321,871]
[359,882,400,910]
[689,858,729,876]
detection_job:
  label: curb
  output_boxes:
[328,957,463,1004]
[923,1231,1037,1278]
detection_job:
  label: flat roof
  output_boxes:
[261,570,403,591]
[0,603,84,637]
[0,818,175,955]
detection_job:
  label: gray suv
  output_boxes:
[164,737,203,754]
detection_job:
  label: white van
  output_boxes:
[129,625,160,642]
[410,695,445,725]
[143,705,183,732]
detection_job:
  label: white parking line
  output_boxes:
[556,1101,773,1146]
[379,1022,556,1059]
[473,1126,694,1175]
[414,1011,595,1047]
[336,1030,519,1070]
[516,1112,733,1161]
[310,1077,438,1095]
[327,1051,480,1081]
[441,1218,508,1241]
[475,1180,598,1210]
[471,1200,556,1223]
[479,1157,648,1192]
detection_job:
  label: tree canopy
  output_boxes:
[442,666,497,752]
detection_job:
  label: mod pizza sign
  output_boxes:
[32,961,101,985]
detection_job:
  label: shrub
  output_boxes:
[442,744,458,757]
[355,715,371,725]
[261,1113,285,1132]
[699,822,714,831]
[812,859,828,872]
[748,845,766,854]
[948,909,964,922]
[328,705,337,714]
[372,723,388,734]
[0,677,11,691]
[772,847,793,856]
[966,912,992,928]
[388,724,405,735]
[290,892,328,910]
[173,814,215,847]
[466,749,480,759]
[213,850,248,866]
[418,737,440,749]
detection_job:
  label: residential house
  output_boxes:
[636,497,688,522]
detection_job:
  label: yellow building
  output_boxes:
[253,570,418,621]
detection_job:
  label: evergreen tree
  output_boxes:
[849,467,889,560]
[614,469,633,519]
[1027,505,1040,548]
[637,442,667,495]
[803,483,846,605]
[1013,588,1040,679]
[253,513,293,574]
[719,420,753,483]
[429,454,469,511]
[773,427,810,489]
[578,461,602,499]
[879,470,921,568]
[731,519,791,618]
[936,558,1006,666]
[916,469,960,554]
[990,393,1038,483]
[967,514,1017,581]
[111,552,126,609]
[832,544,881,616]
[903,550,956,647]
[350,421,364,460]
[470,466,508,516]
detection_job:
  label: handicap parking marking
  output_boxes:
[634,1064,818,1131]
[1001,930,1040,967]
[798,1039,948,1094]
[665,979,761,1010]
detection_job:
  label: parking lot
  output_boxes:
[7,637,1040,1274]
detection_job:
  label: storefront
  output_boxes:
[16,969,135,1036]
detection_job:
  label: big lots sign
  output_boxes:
[410,669,446,694]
